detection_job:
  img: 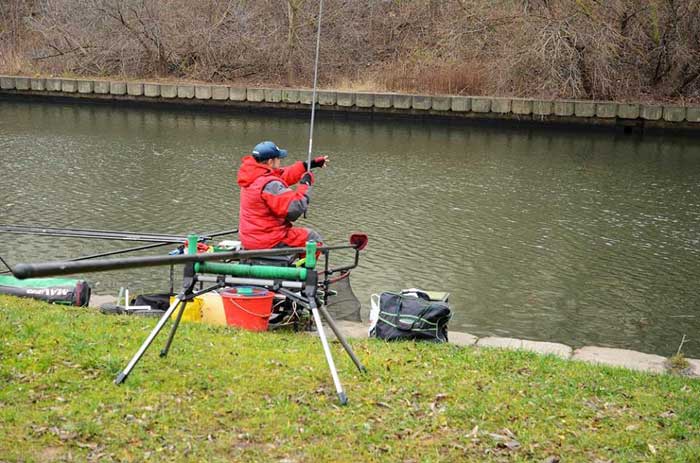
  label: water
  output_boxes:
[1,99,699,356]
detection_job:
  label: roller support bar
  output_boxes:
[196,262,307,280]
[12,242,358,279]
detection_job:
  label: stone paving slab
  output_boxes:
[282,89,300,103]
[77,80,93,94]
[477,337,572,359]
[572,346,666,373]
[511,99,532,115]
[89,294,117,309]
[596,102,617,118]
[451,96,470,112]
[317,90,336,106]
[532,100,552,116]
[412,95,431,110]
[144,83,160,97]
[127,82,143,96]
[640,105,662,120]
[94,81,110,94]
[229,87,246,101]
[263,88,282,103]
[15,77,30,90]
[30,78,45,91]
[195,85,212,100]
[247,88,264,102]
[471,97,491,113]
[491,98,511,114]
[687,358,700,376]
[355,93,374,108]
[336,92,355,107]
[211,85,229,100]
[177,85,194,99]
[370,93,389,108]
[160,84,176,98]
[618,103,640,119]
[0,76,15,89]
[392,94,411,109]
[431,96,451,111]
[575,101,595,117]
[450,331,478,347]
[61,79,77,93]
[686,107,700,123]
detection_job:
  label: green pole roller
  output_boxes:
[197,262,307,281]
[188,234,200,272]
[305,241,317,269]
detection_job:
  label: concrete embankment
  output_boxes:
[1,75,699,132]
[86,293,700,379]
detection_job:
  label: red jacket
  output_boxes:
[237,156,310,249]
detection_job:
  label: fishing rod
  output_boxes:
[0,225,212,243]
[12,236,368,280]
[0,228,237,275]
[306,0,324,173]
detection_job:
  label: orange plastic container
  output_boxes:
[220,287,274,331]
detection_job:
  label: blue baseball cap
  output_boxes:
[252,141,288,161]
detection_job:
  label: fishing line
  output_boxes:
[306,0,324,173]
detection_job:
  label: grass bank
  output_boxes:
[1,295,699,462]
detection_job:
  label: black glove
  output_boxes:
[300,171,314,186]
[303,156,326,170]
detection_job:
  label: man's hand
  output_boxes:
[311,156,329,168]
[300,171,315,186]
[304,156,329,170]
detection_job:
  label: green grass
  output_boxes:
[1,295,699,462]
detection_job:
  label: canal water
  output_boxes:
[1,100,699,357]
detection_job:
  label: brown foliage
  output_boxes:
[1,0,699,103]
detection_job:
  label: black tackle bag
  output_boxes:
[370,292,452,342]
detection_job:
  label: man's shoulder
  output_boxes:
[262,179,290,195]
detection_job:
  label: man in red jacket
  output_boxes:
[237,141,328,250]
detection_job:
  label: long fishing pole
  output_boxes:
[0,229,238,275]
[306,0,324,173]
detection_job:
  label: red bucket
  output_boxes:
[220,287,274,331]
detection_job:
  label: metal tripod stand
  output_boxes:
[114,240,366,405]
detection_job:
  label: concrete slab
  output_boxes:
[263,88,282,103]
[247,88,264,102]
[194,85,211,100]
[663,106,686,122]
[15,77,30,90]
[211,85,229,100]
[491,98,511,114]
[355,93,374,108]
[88,294,117,309]
[450,331,478,347]
[533,100,553,116]
[61,79,77,93]
[30,78,45,91]
[596,102,617,118]
[477,337,572,359]
[77,80,93,94]
[574,101,595,117]
[177,85,194,99]
[431,96,451,111]
[93,81,110,94]
[229,87,246,101]
[368,93,388,108]
[127,82,143,96]
[392,94,411,109]
[471,97,491,113]
[687,358,700,377]
[299,90,314,105]
[553,101,574,116]
[412,95,432,110]
[0,76,15,89]
[511,99,533,115]
[617,103,640,119]
[282,89,300,103]
[317,90,336,106]
[687,107,700,123]
[451,96,471,112]
[313,321,367,341]
[640,105,662,120]
[572,346,666,374]
[336,92,355,107]
[144,83,160,97]
[160,84,177,98]
[45,78,62,91]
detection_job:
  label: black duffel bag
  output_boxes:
[370,292,452,342]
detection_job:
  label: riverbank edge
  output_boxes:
[2,75,699,132]
[87,294,700,379]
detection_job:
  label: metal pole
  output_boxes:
[306,0,324,172]
[114,296,184,384]
[309,297,347,405]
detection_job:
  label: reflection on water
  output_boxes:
[1,100,699,356]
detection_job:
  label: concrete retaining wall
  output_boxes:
[1,75,699,131]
